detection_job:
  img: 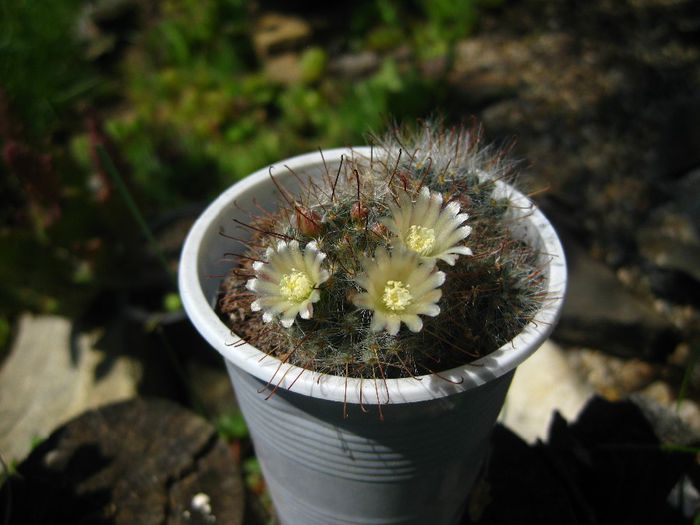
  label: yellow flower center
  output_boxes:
[382,280,413,312]
[279,269,313,303]
[406,225,436,256]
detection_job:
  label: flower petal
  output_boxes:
[403,314,423,332]
[385,316,401,336]
[411,271,446,296]
[448,246,473,256]
[370,311,388,333]
[299,302,313,319]
[437,253,458,266]
[421,191,443,232]
[415,303,440,317]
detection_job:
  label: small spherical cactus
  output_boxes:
[220,121,545,381]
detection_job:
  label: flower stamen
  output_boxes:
[406,225,436,256]
[279,269,313,303]
[382,280,413,312]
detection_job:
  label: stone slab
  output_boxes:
[500,339,595,443]
[0,314,139,462]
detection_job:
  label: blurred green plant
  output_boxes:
[163,292,182,313]
[94,0,269,208]
[350,0,502,59]
[242,456,274,523]
[101,0,495,205]
[216,411,249,441]
[299,48,327,84]
[415,0,478,59]
[0,0,99,140]
[0,0,107,319]
[0,0,498,322]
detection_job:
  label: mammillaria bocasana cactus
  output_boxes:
[218,122,547,382]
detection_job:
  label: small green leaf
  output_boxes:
[217,412,249,440]
[163,292,182,313]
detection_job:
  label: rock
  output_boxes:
[263,52,303,85]
[637,168,700,304]
[449,39,523,108]
[328,51,380,78]
[1,398,244,525]
[676,399,700,435]
[252,13,311,59]
[631,393,700,446]
[552,238,679,359]
[566,348,657,400]
[0,314,140,462]
[500,340,595,443]
[456,0,700,281]
[640,380,674,405]
[635,379,700,436]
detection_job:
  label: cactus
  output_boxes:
[218,122,546,380]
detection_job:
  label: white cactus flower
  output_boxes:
[246,240,330,328]
[352,248,445,335]
[383,186,472,265]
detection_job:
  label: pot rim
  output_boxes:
[179,147,567,405]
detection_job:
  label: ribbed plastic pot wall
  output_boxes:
[179,148,567,525]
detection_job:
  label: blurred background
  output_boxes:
[1,0,700,523]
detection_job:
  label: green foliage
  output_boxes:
[0,0,498,320]
[276,59,442,149]
[88,0,262,210]
[421,0,478,43]
[366,26,405,52]
[163,292,182,313]
[0,0,99,139]
[300,47,328,84]
[348,0,491,58]
[153,0,253,70]
[216,411,249,441]
[99,0,490,210]
[29,434,45,451]
[243,456,261,476]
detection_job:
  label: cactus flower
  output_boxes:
[247,240,330,327]
[352,248,445,335]
[383,187,472,265]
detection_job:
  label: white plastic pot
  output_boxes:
[179,148,567,525]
